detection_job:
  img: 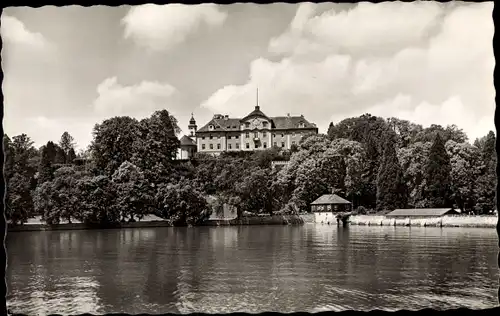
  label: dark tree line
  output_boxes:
[4,111,497,227]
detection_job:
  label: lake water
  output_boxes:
[6,224,499,314]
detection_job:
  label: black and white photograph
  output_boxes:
[1,1,498,315]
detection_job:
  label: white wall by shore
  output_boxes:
[348,215,497,228]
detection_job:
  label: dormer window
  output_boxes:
[298,122,305,128]
[209,125,214,131]
[263,122,268,128]
[245,122,250,128]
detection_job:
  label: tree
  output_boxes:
[445,140,481,212]
[386,117,423,148]
[44,141,58,163]
[413,124,468,144]
[156,180,210,226]
[90,116,141,175]
[54,146,66,165]
[38,143,55,184]
[423,133,453,208]
[329,138,366,208]
[4,135,15,180]
[34,167,86,224]
[66,148,77,164]
[11,134,38,179]
[5,173,33,224]
[112,161,155,222]
[376,133,407,212]
[233,167,276,216]
[59,131,76,159]
[120,110,182,185]
[474,131,496,214]
[6,134,39,220]
[398,142,433,208]
[290,149,346,212]
[76,175,119,224]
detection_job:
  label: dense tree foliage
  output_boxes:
[156,180,210,226]
[376,133,407,211]
[4,111,497,227]
[111,161,155,222]
[423,134,453,208]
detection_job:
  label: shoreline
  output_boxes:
[7,214,497,232]
[7,215,305,232]
[300,214,497,228]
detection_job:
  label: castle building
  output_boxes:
[191,105,318,155]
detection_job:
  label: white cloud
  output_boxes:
[201,2,494,141]
[92,77,179,118]
[269,2,444,58]
[0,15,50,49]
[122,4,227,52]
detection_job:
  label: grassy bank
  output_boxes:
[347,215,497,228]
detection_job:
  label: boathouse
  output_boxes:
[310,194,352,224]
[385,208,459,219]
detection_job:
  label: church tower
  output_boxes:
[188,113,197,141]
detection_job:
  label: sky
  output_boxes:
[1,2,495,150]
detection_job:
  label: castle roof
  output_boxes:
[241,106,271,121]
[179,135,196,147]
[196,110,318,133]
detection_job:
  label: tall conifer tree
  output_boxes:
[376,131,406,211]
[424,133,453,208]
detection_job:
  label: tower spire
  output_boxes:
[256,87,259,110]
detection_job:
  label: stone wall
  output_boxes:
[347,215,497,228]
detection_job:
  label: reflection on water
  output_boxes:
[6,225,499,315]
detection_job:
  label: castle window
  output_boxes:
[236,143,240,149]
[217,144,221,150]
[245,122,250,128]
[292,132,296,137]
[202,137,205,140]
[228,144,232,149]
[246,132,249,138]
[246,143,250,149]
[281,134,284,137]
[254,132,258,138]
[281,142,285,148]
[273,142,277,147]
[202,144,206,150]
[299,122,305,128]
[236,136,239,139]
[228,136,231,139]
[209,144,213,149]
[263,132,267,137]
[263,122,268,128]
[273,134,276,138]
[210,135,213,140]
[209,125,214,131]
[263,142,267,148]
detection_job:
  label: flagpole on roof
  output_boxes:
[256,87,259,108]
